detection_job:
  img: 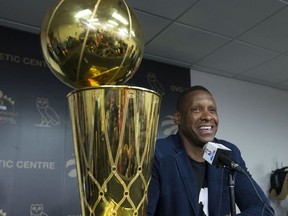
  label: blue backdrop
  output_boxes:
[0,26,190,216]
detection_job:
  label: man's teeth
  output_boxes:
[200,126,212,130]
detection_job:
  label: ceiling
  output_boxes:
[1,0,288,91]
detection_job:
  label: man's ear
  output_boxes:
[174,111,181,125]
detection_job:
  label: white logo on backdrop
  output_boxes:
[30,204,48,216]
[0,160,55,170]
[66,155,77,178]
[35,98,60,127]
[0,90,17,124]
[161,115,178,136]
[0,209,7,216]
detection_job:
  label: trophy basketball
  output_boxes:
[40,0,161,215]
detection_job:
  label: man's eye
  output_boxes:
[209,108,217,113]
[192,108,200,112]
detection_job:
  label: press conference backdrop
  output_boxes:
[0,26,190,216]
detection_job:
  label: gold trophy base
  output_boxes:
[68,85,161,216]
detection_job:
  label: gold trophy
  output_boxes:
[40,0,161,215]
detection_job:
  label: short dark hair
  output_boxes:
[176,85,212,112]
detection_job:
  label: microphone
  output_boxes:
[203,142,244,174]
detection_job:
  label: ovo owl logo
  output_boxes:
[35,98,60,127]
[30,204,48,216]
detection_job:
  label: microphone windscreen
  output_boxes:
[203,142,231,166]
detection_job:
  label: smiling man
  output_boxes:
[147,85,274,216]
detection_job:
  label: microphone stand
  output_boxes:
[227,168,236,216]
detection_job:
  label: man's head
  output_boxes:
[174,85,219,148]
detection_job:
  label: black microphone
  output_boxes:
[203,142,244,174]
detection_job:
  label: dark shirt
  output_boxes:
[190,158,208,216]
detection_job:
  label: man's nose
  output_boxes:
[201,110,212,121]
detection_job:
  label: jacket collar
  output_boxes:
[173,133,199,215]
[172,133,224,215]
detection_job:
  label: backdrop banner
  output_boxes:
[0,26,190,216]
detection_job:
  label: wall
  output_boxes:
[191,70,288,215]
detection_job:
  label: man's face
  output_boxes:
[175,90,219,148]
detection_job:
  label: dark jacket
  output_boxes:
[147,133,274,216]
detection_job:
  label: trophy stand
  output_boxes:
[40,0,161,215]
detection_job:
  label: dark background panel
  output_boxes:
[0,26,190,215]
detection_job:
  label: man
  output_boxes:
[147,85,274,216]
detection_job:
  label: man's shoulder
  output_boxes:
[156,134,178,144]
[155,134,180,151]
[154,134,182,160]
